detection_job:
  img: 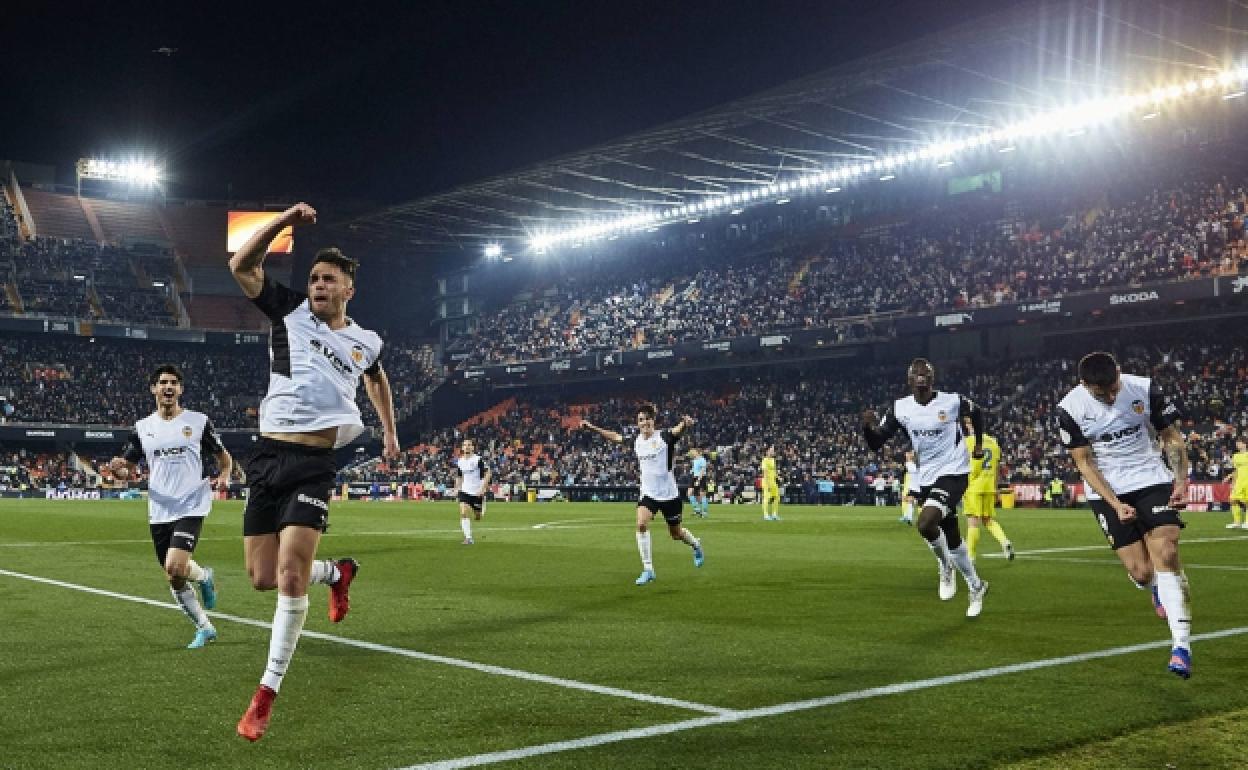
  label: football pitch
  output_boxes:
[2,499,1246,769]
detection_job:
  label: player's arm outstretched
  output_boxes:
[580,419,624,444]
[364,366,400,458]
[861,408,900,451]
[668,414,695,437]
[228,202,317,299]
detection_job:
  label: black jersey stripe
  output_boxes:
[271,318,292,377]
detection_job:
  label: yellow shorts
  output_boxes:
[1231,485,1248,504]
[963,489,996,518]
[763,483,780,500]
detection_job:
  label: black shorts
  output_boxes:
[916,474,969,518]
[150,516,205,567]
[242,438,337,536]
[1090,483,1185,550]
[457,491,484,511]
[639,495,683,526]
[689,478,707,495]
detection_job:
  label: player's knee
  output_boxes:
[1125,563,1154,586]
[247,565,278,591]
[168,574,187,590]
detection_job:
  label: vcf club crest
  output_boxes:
[182,425,193,438]
[937,410,948,422]
[1131,399,1145,415]
[350,344,365,366]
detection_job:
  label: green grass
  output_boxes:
[1,499,1245,769]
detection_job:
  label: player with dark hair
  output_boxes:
[581,402,704,585]
[110,364,233,649]
[229,202,400,740]
[453,437,491,544]
[862,359,989,618]
[1057,351,1193,678]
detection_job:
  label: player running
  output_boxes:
[581,403,704,585]
[1057,351,1194,678]
[862,358,989,618]
[110,364,232,649]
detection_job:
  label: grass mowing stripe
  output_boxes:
[0,567,733,716]
[403,626,1248,770]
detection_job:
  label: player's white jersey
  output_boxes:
[122,409,224,524]
[634,430,681,501]
[251,277,383,448]
[904,460,919,493]
[877,391,972,487]
[456,454,488,495]
[1057,374,1180,498]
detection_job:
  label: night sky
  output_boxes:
[5,1,1014,206]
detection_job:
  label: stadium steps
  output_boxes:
[87,198,168,246]
[787,256,817,294]
[21,187,96,241]
[85,285,104,319]
[77,198,107,243]
[162,205,226,267]
[4,281,23,312]
[182,293,267,330]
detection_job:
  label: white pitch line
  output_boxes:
[402,625,1248,770]
[1006,555,1248,572]
[0,568,732,716]
[0,523,612,548]
[982,534,1248,558]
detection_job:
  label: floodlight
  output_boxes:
[484,243,502,259]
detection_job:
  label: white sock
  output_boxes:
[261,594,309,693]
[185,561,206,583]
[902,502,914,519]
[309,559,341,586]
[171,585,211,630]
[925,530,953,570]
[680,528,699,548]
[1155,571,1192,649]
[460,517,473,539]
[950,542,983,589]
[636,531,653,571]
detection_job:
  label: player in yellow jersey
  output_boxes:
[761,446,781,521]
[962,416,1014,561]
[1225,439,1248,529]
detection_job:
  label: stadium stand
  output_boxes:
[345,328,1246,495]
[450,167,1248,366]
[0,333,443,428]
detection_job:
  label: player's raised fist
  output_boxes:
[283,202,317,226]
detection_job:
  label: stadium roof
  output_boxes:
[338,0,1248,260]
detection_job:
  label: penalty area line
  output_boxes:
[0,567,732,716]
[401,625,1248,770]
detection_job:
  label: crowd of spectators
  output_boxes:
[0,333,443,428]
[348,332,1247,497]
[451,169,1248,366]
